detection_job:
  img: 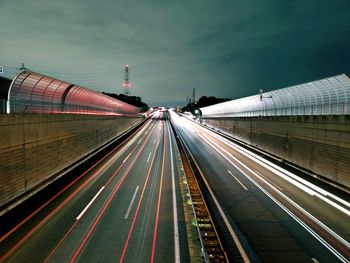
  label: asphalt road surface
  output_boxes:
[170,110,350,263]
[2,109,349,262]
[0,111,190,263]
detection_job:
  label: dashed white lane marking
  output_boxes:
[124,186,140,219]
[147,152,152,163]
[76,186,105,221]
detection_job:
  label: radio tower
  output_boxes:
[123,64,131,96]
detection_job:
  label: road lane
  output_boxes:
[1,119,157,262]
[58,122,161,262]
[167,120,181,263]
[170,110,350,262]
[1,113,191,262]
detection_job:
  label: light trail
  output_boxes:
[69,122,159,263]
[167,121,180,263]
[172,121,251,263]
[43,121,158,263]
[198,132,350,262]
[151,122,166,263]
[0,120,151,244]
[0,121,154,262]
[180,113,350,215]
[205,125,350,214]
[119,122,163,263]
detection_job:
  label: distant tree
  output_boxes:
[196,96,230,108]
[182,96,230,113]
[103,92,148,110]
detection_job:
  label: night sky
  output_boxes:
[1,0,349,106]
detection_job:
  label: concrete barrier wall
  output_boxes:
[0,114,142,208]
[203,115,350,191]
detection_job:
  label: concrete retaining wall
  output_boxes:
[203,115,350,191]
[0,114,142,208]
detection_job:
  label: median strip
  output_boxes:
[172,125,229,262]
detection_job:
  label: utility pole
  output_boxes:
[192,88,196,104]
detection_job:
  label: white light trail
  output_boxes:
[201,125,350,215]
[198,133,350,262]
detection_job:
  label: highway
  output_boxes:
[1,109,350,262]
[169,110,350,263]
[0,111,189,262]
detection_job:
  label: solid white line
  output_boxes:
[251,172,349,262]
[124,186,139,219]
[199,134,350,262]
[230,134,350,213]
[311,258,319,263]
[138,138,143,145]
[227,170,248,190]
[255,170,283,192]
[76,186,105,221]
[168,123,180,263]
[154,138,157,144]
[180,134,250,263]
[147,152,152,163]
[208,129,350,212]
[314,193,350,216]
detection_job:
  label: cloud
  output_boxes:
[1,0,349,106]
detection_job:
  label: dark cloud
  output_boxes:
[1,0,349,106]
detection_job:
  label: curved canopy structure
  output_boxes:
[7,71,140,116]
[201,74,350,117]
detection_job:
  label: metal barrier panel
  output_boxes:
[8,71,141,116]
[201,74,350,118]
